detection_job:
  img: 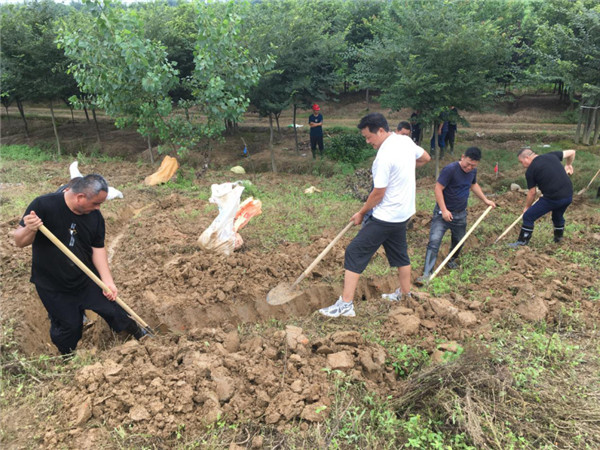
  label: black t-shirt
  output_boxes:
[19,192,105,291]
[309,113,323,138]
[525,151,573,200]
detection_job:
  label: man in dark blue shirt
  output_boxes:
[308,104,324,159]
[509,148,576,247]
[417,147,496,283]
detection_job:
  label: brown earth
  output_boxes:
[1,95,599,447]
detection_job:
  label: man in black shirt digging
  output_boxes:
[14,174,146,355]
[509,148,576,247]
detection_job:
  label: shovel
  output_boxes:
[39,225,163,336]
[577,168,600,196]
[429,205,493,282]
[267,221,354,305]
[494,198,540,244]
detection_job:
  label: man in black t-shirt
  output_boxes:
[15,175,146,355]
[509,148,576,247]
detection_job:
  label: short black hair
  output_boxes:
[518,147,534,158]
[70,174,108,198]
[397,121,411,131]
[464,146,482,161]
[357,113,389,133]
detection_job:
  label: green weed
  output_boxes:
[0,144,57,162]
[388,344,429,378]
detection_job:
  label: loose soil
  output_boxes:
[1,95,599,448]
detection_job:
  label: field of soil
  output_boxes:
[1,95,599,448]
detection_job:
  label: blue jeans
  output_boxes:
[424,205,467,275]
[523,196,572,229]
[430,130,448,156]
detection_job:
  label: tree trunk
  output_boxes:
[147,135,154,164]
[275,112,281,136]
[3,104,9,122]
[16,98,29,138]
[269,113,277,173]
[582,108,592,145]
[366,89,370,110]
[584,107,597,146]
[49,99,62,156]
[83,106,90,123]
[593,106,600,146]
[575,106,584,143]
[432,122,439,179]
[63,98,75,125]
[91,108,102,150]
[293,104,299,155]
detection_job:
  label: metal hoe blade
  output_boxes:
[266,283,304,306]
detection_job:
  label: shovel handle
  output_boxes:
[578,167,600,195]
[291,221,354,288]
[429,205,493,282]
[38,225,151,331]
[494,197,540,244]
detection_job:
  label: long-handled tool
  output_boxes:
[267,221,354,305]
[494,198,540,244]
[577,168,600,196]
[429,205,493,282]
[39,225,157,335]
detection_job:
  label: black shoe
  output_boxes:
[447,259,459,269]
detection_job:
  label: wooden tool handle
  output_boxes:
[39,225,151,330]
[291,221,354,288]
[429,205,493,282]
[494,197,540,244]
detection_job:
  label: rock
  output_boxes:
[469,301,482,310]
[223,330,240,353]
[300,403,328,422]
[315,345,334,355]
[421,319,437,329]
[74,396,93,427]
[516,297,548,321]
[390,314,421,335]
[327,351,354,370]
[129,405,150,422]
[510,183,523,191]
[251,436,264,449]
[102,360,124,382]
[331,331,363,346]
[456,311,477,327]
[430,350,445,363]
[429,298,459,318]
[290,380,303,393]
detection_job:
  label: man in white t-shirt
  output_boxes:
[319,113,431,318]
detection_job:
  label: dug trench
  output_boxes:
[1,164,599,446]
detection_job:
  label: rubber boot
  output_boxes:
[553,227,564,243]
[508,227,533,248]
[416,248,437,284]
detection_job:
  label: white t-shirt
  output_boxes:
[371,134,425,222]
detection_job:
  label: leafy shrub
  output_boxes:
[325,132,374,167]
[389,344,429,378]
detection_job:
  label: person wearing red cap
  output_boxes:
[309,104,324,159]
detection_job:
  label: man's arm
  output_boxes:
[562,149,576,175]
[416,150,431,167]
[92,247,118,301]
[470,183,496,208]
[435,182,453,222]
[350,187,386,225]
[524,187,537,213]
[14,211,43,248]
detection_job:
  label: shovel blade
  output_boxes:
[266,283,303,306]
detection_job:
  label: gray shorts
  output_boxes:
[344,216,410,274]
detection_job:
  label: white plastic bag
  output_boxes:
[198,182,245,255]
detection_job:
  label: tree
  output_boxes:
[529,0,600,145]
[364,0,512,175]
[57,0,180,161]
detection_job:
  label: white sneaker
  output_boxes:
[319,297,356,318]
[382,288,401,301]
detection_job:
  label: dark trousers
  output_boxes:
[35,282,135,354]
[522,196,572,229]
[424,206,467,275]
[310,135,324,159]
[446,126,456,152]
